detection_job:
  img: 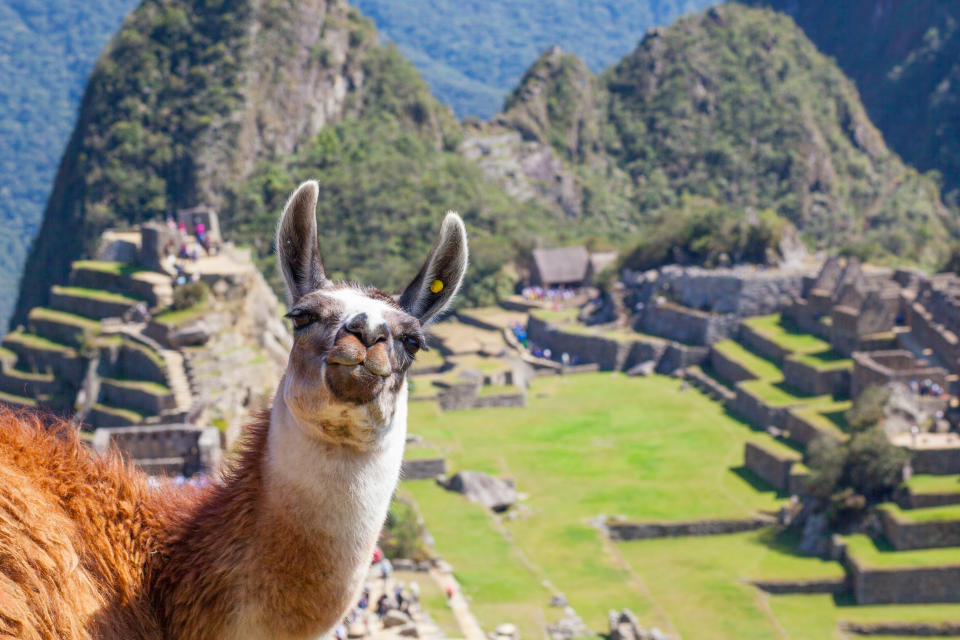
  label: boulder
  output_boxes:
[398,623,419,638]
[549,594,568,607]
[442,471,516,512]
[493,623,518,640]
[383,610,409,628]
[169,319,214,347]
[626,360,656,377]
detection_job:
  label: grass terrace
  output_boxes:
[71,260,145,276]
[879,502,960,523]
[845,534,960,568]
[743,314,832,354]
[3,331,76,355]
[4,367,54,382]
[51,285,141,305]
[90,402,143,425]
[904,474,960,495]
[530,307,665,344]
[100,378,171,396]
[739,379,809,407]
[790,400,851,440]
[0,390,37,407]
[746,431,804,460]
[152,304,210,327]
[711,339,782,381]
[476,384,519,398]
[28,307,101,332]
[790,349,853,371]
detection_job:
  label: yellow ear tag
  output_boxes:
[430,279,444,293]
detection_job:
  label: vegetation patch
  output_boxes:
[904,474,960,495]
[28,307,101,332]
[742,314,832,354]
[100,378,171,396]
[0,390,37,407]
[89,402,143,424]
[880,502,960,523]
[790,350,853,371]
[72,260,144,276]
[3,331,76,355]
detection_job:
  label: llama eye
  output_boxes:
[403,336,422,354]
[286,310,317,330]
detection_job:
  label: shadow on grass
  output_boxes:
[822,409,850,432]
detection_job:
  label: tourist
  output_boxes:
[376,594,391,620]
[409,581,420,607]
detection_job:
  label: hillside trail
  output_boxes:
[427,566,485,640]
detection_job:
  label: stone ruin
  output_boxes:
[784,257,900,356]
[608,609,670,640]
[92,423,222,477]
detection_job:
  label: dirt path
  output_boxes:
[428,566,486,640]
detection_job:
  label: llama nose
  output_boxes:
[345,313,388,348]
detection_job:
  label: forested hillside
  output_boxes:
[12,1,957,328]
[749,0,960,199]
[479,4,953,265]
[0,0,136,330]
[350,0,716,117]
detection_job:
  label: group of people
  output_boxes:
[911,378,946,398]
[330,552,425,640]
[520,286,579,303]
[166,215,219,261]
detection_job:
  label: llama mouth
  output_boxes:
[326,363,386,404]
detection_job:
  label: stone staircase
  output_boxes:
[159,348,193,419]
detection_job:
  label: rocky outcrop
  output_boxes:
[440,470,516,512]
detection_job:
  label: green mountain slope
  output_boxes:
[11,0,562,325]
[747,0,960,198]
[0,0,137,331]
[478,4,954,263]
[351,0,717,117]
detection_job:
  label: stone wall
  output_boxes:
[909,446,960,475]
[526,315,667,371]
[782,358,850,396]
[783,409,842,447]
[3,342,84,388]
[655,343,708,374]
[788,466,811,495]
[744,441,800,491]
[710,348,757,384]
[97,339,167,385]
[605,516,774,541]
[99,379,174,416]
[909,302,960,372]
[849,557,960,604]
[750,578,847,595]
[898,487,960,509]
[69,268,163,307]
[732,385,800,429]
[637,301,738,346]
[92,424,222,477]
[851,350,948,398]
[401,457,446,480]
[880,508,960,550]
[472,392,526,409]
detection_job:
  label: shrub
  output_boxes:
[379,498,427,561]
[845,385,890,433]
[172,280,209,311]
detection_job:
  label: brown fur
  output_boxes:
[0,407,316,640]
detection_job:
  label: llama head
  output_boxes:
[275,181,468,449]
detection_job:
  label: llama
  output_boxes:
[0,180,468,640]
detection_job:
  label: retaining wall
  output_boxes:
[606,516,774,541]
[750,578,847,595]
[27,316,90,349]
[849,558,960,604]
[908,446,960,475]
[527,315,666,371]
[92,424,221,476]
[69,269,160,307]
[744,441,800,491]
[731,385,800,429]
[50,290,134,320]
[783,358,850,397]
[99,380,174,416]
[401,458,446,480]
[879,508,960,551]
[783,409,842,447]
[638,302,738,346]
[709,348,757,384]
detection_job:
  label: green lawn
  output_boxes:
[739,379,809,406]
[747,432,804,460]
[790,401,851,441]
[904,474,960,495]
[405,373,787,636]
[845,534,960,568]
[743,314,832,354]
[712,339,783,381]
[617,529,845,639]
[152,304,210,327]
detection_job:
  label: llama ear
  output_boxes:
[276,180,327,304]
[399,212,468,326]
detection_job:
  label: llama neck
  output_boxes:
[156,388,407,640]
